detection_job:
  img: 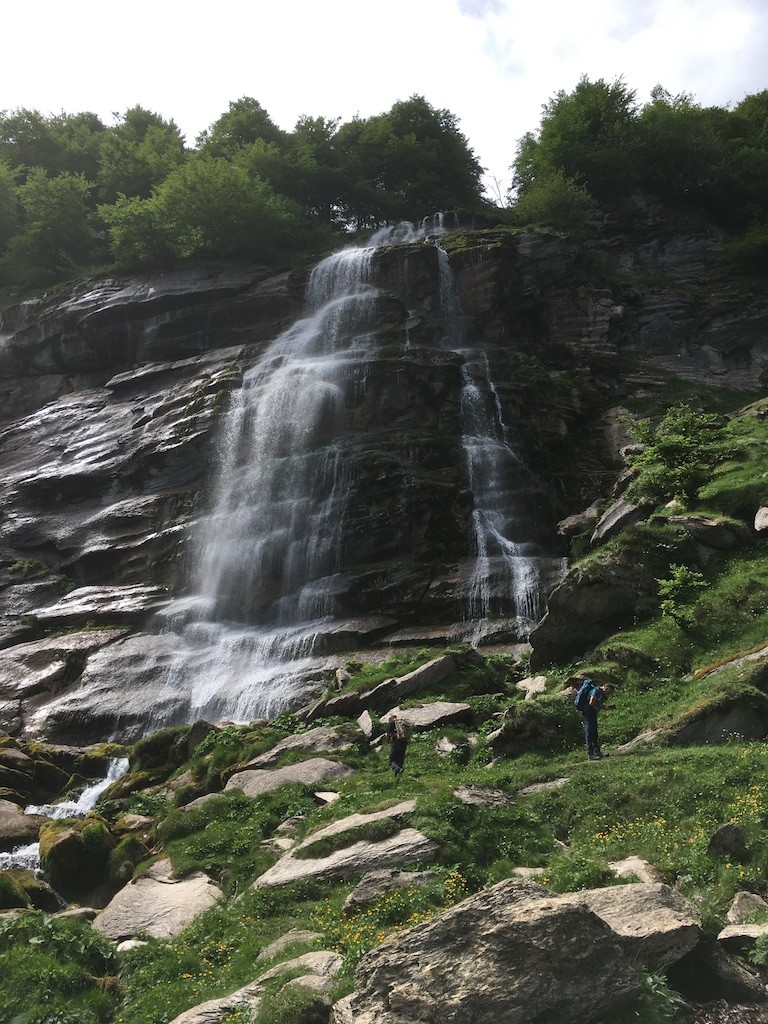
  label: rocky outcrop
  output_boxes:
[0,216,766,741]
[252,800,438,888]
[168,949,342,1024]
[0,799,43,850]
[529,560,658,669]
[93,857,222,940]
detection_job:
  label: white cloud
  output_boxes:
[0,0,765,200]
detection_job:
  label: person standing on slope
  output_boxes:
[574,679,615,760]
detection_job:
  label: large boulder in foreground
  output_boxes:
[331,879,641,1024]
[93,858,222,941]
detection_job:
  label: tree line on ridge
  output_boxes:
[0,78,766,287]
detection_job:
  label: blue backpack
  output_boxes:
[573,679,595,712]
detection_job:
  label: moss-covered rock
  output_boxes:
[5,869,61,911]
[39,814,116,900]
[489,694,581,756]
[0,871,31,909]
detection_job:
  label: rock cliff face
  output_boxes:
[0,211,765,740]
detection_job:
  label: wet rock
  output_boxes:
[0,799,43,850]
[38,814,116,900]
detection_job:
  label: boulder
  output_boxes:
[529,561,656,669]
[727,891,768,925]
[38,814,116,900]
[168,950,342,1024]
[306,655,456,721]
[515,675,548,700]
[452,785,515,807]
[93,858,222,941]
[667,936,768,1005]
[343,870,438,915]
[707,823,749,862]
[608,856,665,884]
[225,758,353,799]
[717,923,768,956]
[668,514,753,550]
[590,498,647,545]
[331,878,641,1024]
[0,799,43,850]
[755,507,768,532]
[559,882,702,966]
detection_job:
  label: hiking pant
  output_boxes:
[389,738,408,776]
[582,708,600,755]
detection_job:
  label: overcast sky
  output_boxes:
[2,0,766,200]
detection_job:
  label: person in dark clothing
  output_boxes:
[387,716,410,777]
[581,682,615,760]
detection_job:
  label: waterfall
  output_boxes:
[0,757,129,872]
[156,218,561,727]
[436,246,562,639]
[158,242,395,725]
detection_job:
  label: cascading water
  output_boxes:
[157,244,387,724]
[0,757,129,872]
[435,246,565,639]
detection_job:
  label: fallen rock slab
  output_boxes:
[717,923,768,956]
[252,827,438,889]
[380,701,473,731]
[93,858,222,941]
[238,726,353,769]
[306,655,456,720]
[225,758,353,798]
[343,869,438,914]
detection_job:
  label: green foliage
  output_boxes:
[0,913,118,1023]
[97,106,185,202]
[604,968,687,1024]
[2,167,102,283]
[129,725,189,775]
[157,788,316,892]
[657,564,707,629]
[626,403,731,506]
[539,850,618,892]
[512,77,640,205]
[509,168,600,235]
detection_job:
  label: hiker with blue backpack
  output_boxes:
[573,679,616,760]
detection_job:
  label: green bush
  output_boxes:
[0,913,118,1022]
